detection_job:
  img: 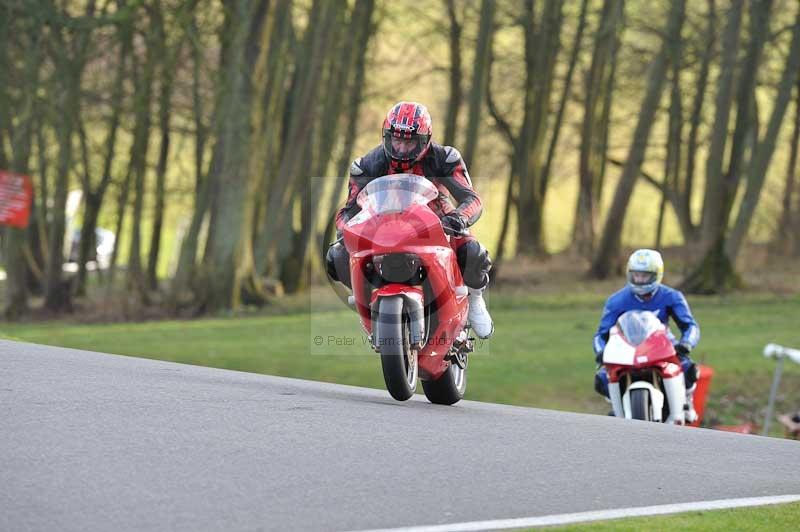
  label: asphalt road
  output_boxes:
[2,340,798,532]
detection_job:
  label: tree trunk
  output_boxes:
[590,0,686,279]
[719,0,773,226]
[698,0,744,243]
[44,74,78,311]
[772,72,800,256]
[2,14,43,318]
[2,228,29,319]
[76,21,132,296]
[679,0,716,243]
[252,0,295,275]
[726,12,800,260]
[0,2,10,169]
[516,0,564,257]
[256,0,336,285]
[323,0,376,248]
[147,2,189,290]
[485,37,517,275]
[203,0,270,310]
[541,0,588,195]
[442,0,462,147]
[461,0,495,170]
[169,9,214,308]
[125,22,157,304]
[34,118,50,264]
[43,1,98,312]
[680,235,742,294]
[684,0,782,293]
[146,84,171,290]
[658,7,685,249]
[106,166,132,289]
[281,2,364,294]
[573,0,623,257]
[76,192,101,292]
[489,161,517,282]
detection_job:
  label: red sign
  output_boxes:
[0,170,33,228]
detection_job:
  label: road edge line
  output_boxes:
[348,494,800,532]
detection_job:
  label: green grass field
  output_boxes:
[2,289,798,429]
[545,501,800,531]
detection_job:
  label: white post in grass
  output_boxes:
[762,344,800,436]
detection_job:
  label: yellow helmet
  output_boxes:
[627,249,664,296]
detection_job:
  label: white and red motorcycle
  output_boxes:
[602,311,691,424]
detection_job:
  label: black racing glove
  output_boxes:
[441,213,467,235]
[675,343,692,357]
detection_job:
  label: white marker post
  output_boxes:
[762,343,800,436]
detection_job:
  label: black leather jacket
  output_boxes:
[335,143,483,232]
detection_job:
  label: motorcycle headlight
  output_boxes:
[372,253,422,283]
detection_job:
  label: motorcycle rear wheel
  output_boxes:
[630,388,652,421]
[377,296,417,401]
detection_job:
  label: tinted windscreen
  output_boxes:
[617,311,662,346]
[356,174,438,215]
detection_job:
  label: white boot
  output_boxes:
[684,381,698,424]
[468,287,494,339]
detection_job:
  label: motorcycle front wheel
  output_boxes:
[376,296,417,401]
[630,388,652,421]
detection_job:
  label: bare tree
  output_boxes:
[146,0,197,290]
[169,6,218,309]
[772,72,800,256]
[322,0,377,249]
[590,0,686,279]
[462,0,495,170]
[202,0,271,310]
[683,0,794,293]
[126,5,160,304]
[676,0,716,242]
[442,0,463,147]
[45,1,99,312]
[254,0,337,295]
[573,0,623,257]
[727,10,800,260]
[75,12,133,296]
[1,3,44,318]
[516,0,565,256]
[698,0,745,245]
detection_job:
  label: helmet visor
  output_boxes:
[629,271,657,285]
[383,131,428,162]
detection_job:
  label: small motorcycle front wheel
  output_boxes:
[376,296,417,401]
[421,355,467,405]
[630,388,652,421]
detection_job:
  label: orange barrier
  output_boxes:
[713,423,755,434]
[689,364,713,427]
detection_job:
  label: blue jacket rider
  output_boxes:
[594,249,700,402]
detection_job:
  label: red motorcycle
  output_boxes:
[602,311,689,424]
[341,174,472,404]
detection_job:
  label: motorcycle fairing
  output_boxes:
[603,324,680,370]
[343,182,469,381]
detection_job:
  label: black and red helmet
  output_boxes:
[382,102,432,167]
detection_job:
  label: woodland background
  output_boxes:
[2,0,800,320]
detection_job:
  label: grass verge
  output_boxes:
[2,290,798,430]
[544,501,800,531]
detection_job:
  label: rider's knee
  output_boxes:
[594,367,610,398]
[456,240,492,289]
[679,355,698,389]
[325,243,351,289]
